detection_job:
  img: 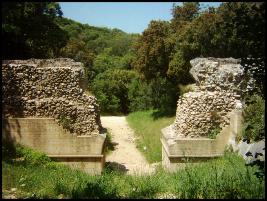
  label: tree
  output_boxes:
[108,31,139,57]
[171,2,200,30]
[2,2,69,59]
[168,2,265,92]
[92,48,121,75]
[133,20,171,80]
[166,3,201,84]
[215,2,265,97]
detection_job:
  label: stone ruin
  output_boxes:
[2,58,102,136]
[167,57,255,139]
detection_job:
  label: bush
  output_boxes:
[242,94,265,142]
[127,79,154,112]
[149,77,178,115]
[128,76,178,115]
[93,73,178,115]
[91,69,138,114]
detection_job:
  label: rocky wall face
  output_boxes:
[2,58,102,135]
[172,57,253,138]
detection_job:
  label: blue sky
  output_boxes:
[59,2,221,34]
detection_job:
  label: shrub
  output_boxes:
[149,77,178,115]
[127,79,153,112]
[242,94,265,142]
[128,76,178,115]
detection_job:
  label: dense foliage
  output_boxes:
[2,2,69,59]
[242,95,265,142]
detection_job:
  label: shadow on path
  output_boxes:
[104,161,128,174]
[102,127,119,153]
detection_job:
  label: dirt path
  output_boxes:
[100,116,157,175]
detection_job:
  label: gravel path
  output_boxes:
[101,116,157,175]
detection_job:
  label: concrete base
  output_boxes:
[162,145,216,171]
[2,118,106,175]
[161,110,243,172]
[50,155,105,175]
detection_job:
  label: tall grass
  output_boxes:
[173,152,265,199]
[126,110,175,163]
[2,144,265,199]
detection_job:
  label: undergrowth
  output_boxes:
[2,143,265,199]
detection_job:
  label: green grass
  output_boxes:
[2,143,265,199]
[126,110,175,163]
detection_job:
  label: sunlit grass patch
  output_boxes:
[126,110,175,163]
